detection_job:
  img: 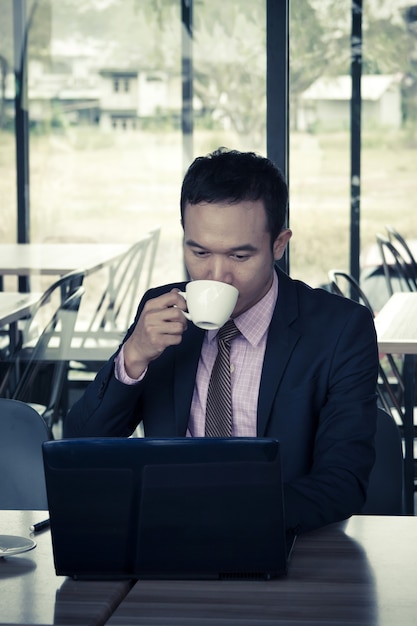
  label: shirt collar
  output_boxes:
[207,270,278,347]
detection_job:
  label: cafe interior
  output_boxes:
[1,1,417,624]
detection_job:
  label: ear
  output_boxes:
[273,229,292,261]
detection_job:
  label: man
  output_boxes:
[64,148,378,534]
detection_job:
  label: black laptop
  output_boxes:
[42,437,296,580]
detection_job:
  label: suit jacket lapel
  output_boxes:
[257,270,301,436]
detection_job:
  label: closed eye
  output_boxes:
[193,249,210,257]
[231,253,251,261]
[230,245,257,261]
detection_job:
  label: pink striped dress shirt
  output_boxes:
[115,272,278,437]
[188,273,278,437]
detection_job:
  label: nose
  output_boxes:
[206,256,233,284]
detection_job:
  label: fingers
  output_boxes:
[145,289,188,317]
[123,290,188,378]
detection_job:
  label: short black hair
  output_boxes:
[180,148,288,241]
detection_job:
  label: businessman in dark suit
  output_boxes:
[64,148,379,534]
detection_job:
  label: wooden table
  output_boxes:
[0,510,133,625]
[0,292,42,354]
[0,243,131,290]
[0,243,136,385]
[107,515,417,626]
[2,514,416,625]
[374,292,417,514]
[0,292,42,327]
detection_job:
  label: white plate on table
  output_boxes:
[0,535,36,558]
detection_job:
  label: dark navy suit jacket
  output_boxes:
[65,268,378,533]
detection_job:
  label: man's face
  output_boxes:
[183,200,292,317]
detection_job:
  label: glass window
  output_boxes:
[4,0,265,290]
[5,1,416,294]
[289,0,417,293]
[289,0,351,287]
[360,0,417,310]
[0,0,17,246]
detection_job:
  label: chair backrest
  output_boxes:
[0,271,85,425]
[328,268,404,423]
[328,269,374,312]
[360,408,404,515]
[386,225,417,284]
[376,233,417,296]
[20,269,85,346]
[78,228,160,338]
[0,398,52,509]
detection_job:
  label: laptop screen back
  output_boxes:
[42,437,292,580]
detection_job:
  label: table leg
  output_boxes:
[403,354,416,515]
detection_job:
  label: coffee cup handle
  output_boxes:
[178,291,191,321]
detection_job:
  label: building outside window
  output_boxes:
[1,0,416,294]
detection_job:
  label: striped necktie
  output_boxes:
[205,319,241,437]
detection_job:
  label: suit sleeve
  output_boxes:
[63,284,167,438]
[283,304,379,533]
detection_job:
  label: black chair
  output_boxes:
[386,225,417,288]
[376,233,417,297]
[0,398,52,509]
[328,269,404,421]
[360,408,404,515]
[0,270,85,429]
[328,269,374,310]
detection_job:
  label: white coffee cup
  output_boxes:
[179,280,239,330]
